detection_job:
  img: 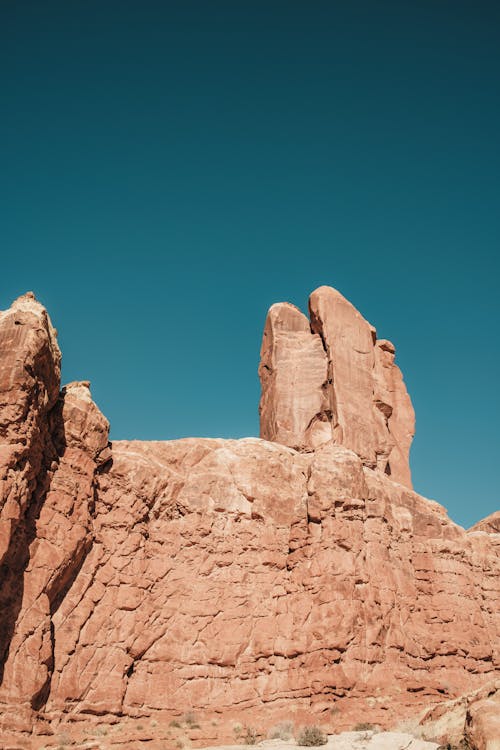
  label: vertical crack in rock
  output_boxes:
[31,620,55,711]
[0,445,55,686]
[27,388,108,713]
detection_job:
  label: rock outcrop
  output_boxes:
[0,290,498,750]
[466,682,500,750]
[469,512,500,535]
[259,287,415,488]
[419,680,500,750]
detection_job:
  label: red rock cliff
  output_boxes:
[259,287,415,487]
[0,291,498,750]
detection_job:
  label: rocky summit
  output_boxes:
[0,288,498,750]
[259,286,415,487]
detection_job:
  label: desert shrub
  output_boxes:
[268,721,294,740]
[296,725,327,746]
[242,725,260,745]
[353,722,375,732]
[438,742,471,750]
[169,719,181,728]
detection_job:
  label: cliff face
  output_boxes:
[0,289,498,750]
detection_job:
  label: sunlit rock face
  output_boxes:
[259,286,415,488]
[469,511,500,535]
[0,292,498,750]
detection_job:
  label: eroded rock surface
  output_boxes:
[259,287,415,488]
[0,292,498,750]
[469,512,500,535]
[466,681,500,750]
[419,680,500,750]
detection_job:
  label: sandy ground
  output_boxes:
[201,733,439,750]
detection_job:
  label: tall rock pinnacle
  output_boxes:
[258,285,415,487]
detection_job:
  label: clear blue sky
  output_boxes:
[1,1,499,528]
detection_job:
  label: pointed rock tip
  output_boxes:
[11,291,48,316]
[268,301,302,313]
[6,292,61,361]
[266,301,310,332]
[310,284,343,296]
[62,381,93,402]
[309,285,362,312]
[309,285,372,328]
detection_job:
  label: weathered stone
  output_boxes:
[466,682,500,750]
[259,302,328,450]
[259,286,415,487]
[0,292,61,566]
[469,511,500,535]
[0,292,498,750]
[419,681,500,750]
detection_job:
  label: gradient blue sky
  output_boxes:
[2,1,499,528]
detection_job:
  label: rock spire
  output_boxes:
[259,285,415,487]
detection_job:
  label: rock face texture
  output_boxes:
[419,680,500,750]
[0,290,498,750]
[259,287,415,488]
[469,512,500,535]
[466,682,500,750]
[0,295,110,741]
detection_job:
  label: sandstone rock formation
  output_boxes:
[419,680,500,750]
[466,682,500,750]
[0,291,498,750]
[259,287,415,488]
[469,512,500,535]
